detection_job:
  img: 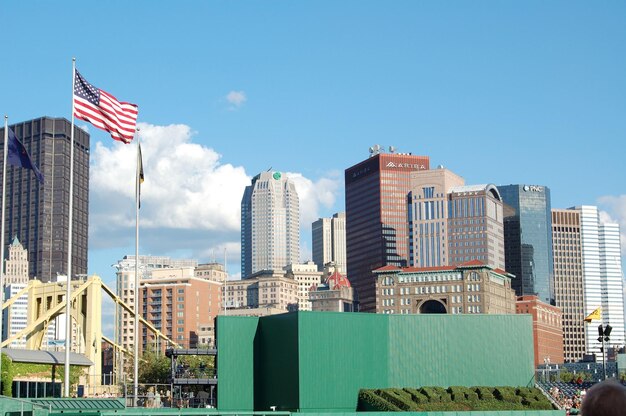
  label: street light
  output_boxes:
[597,324,612,380]
[543,357,551,382]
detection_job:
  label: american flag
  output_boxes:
[73,70,138,143]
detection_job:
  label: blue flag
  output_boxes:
[7,127,44,184]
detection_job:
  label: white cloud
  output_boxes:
[598,194,626,257]
[226,91,247,109]
[91,122,248,231]
[286,172,341,231]
[89,122,341,274]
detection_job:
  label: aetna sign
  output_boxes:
[384,161,427,170]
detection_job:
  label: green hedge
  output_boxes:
[419,386,451,402]
[448,386,479,402]
[357,389,401,411]
[494,386,522,403]
[474,386,495,400]
[402,388,429,404]
[380,388,420,411]
[357,386,554,411]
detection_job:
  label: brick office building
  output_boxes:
[345,149,430,312]
[373,260,516,315]
[516,295,564,366]
[138,268,222,353]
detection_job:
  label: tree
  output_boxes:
[138,350,170,384]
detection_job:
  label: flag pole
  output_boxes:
[133,128,140,405]
[0,115,9,385]
[65,57,76,397]
[224,248,227,316]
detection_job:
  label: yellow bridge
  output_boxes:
[1,275,179,387]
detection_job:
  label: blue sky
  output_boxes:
[2,0,625,303]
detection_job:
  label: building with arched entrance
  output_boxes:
[374,260,516,315]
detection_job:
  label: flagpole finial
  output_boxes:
[72,57,76,62]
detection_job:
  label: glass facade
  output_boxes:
[345,153,429,312]
[0,117,90,282]
[499,184,554,305]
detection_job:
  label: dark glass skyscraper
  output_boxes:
[345,151,429,312]
[0,117,90,281]
[498,184,554,305]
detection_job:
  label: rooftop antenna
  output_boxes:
[369,144,383,156]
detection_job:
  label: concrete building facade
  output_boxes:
[407,168,505,270]
[139,269,222,352]
[407,168,464,267]
[3,238,31,348]
[0,117,90,282]
[194,262,228,283]
[309,271,356,312]
[114,255,198,367]
[285,262,323,311]
[373,260,516,315]
[224,270,299,313]
[516,295,564,366]
[345,150,430,312]
[447,185,505,269]
[577,206,625,360]
[5,237,29,285]
[311,212,347,274]
[241,171,299,278]
[551,208,586,362]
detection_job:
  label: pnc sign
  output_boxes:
[523,185,544,192]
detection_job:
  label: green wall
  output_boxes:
[217,312,535,412]
[215,316,259,411]
[255,313,300,410]
[387,314,534,388]
[298,313,390,412]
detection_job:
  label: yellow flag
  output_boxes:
[584,307,601,322]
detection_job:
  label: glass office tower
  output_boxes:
[0,117,90,282]
[345,150,429,312]
[499,184,554,305]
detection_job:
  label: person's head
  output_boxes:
[581,379,626,416]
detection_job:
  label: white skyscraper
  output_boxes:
[599,222,625,351]
[577,206,625,360]
[312,212,346,274]
[2,238,30,348]
[241,171,300,278]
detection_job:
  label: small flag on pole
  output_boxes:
[7,128,44,184]
[137,143,144,208]
[584,307,601,322]
[73,70,138,143]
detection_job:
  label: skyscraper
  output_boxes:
[577,206,624,360]
[498,184,554,305]
[0,117,90,282]
[345,149,429,312]
[551,208,586,362]
[2,238,30,348]
[241,171,300,278]
[312,212,346,273]
[407,168,505,269]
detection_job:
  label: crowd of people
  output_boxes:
[547,385,584,412]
